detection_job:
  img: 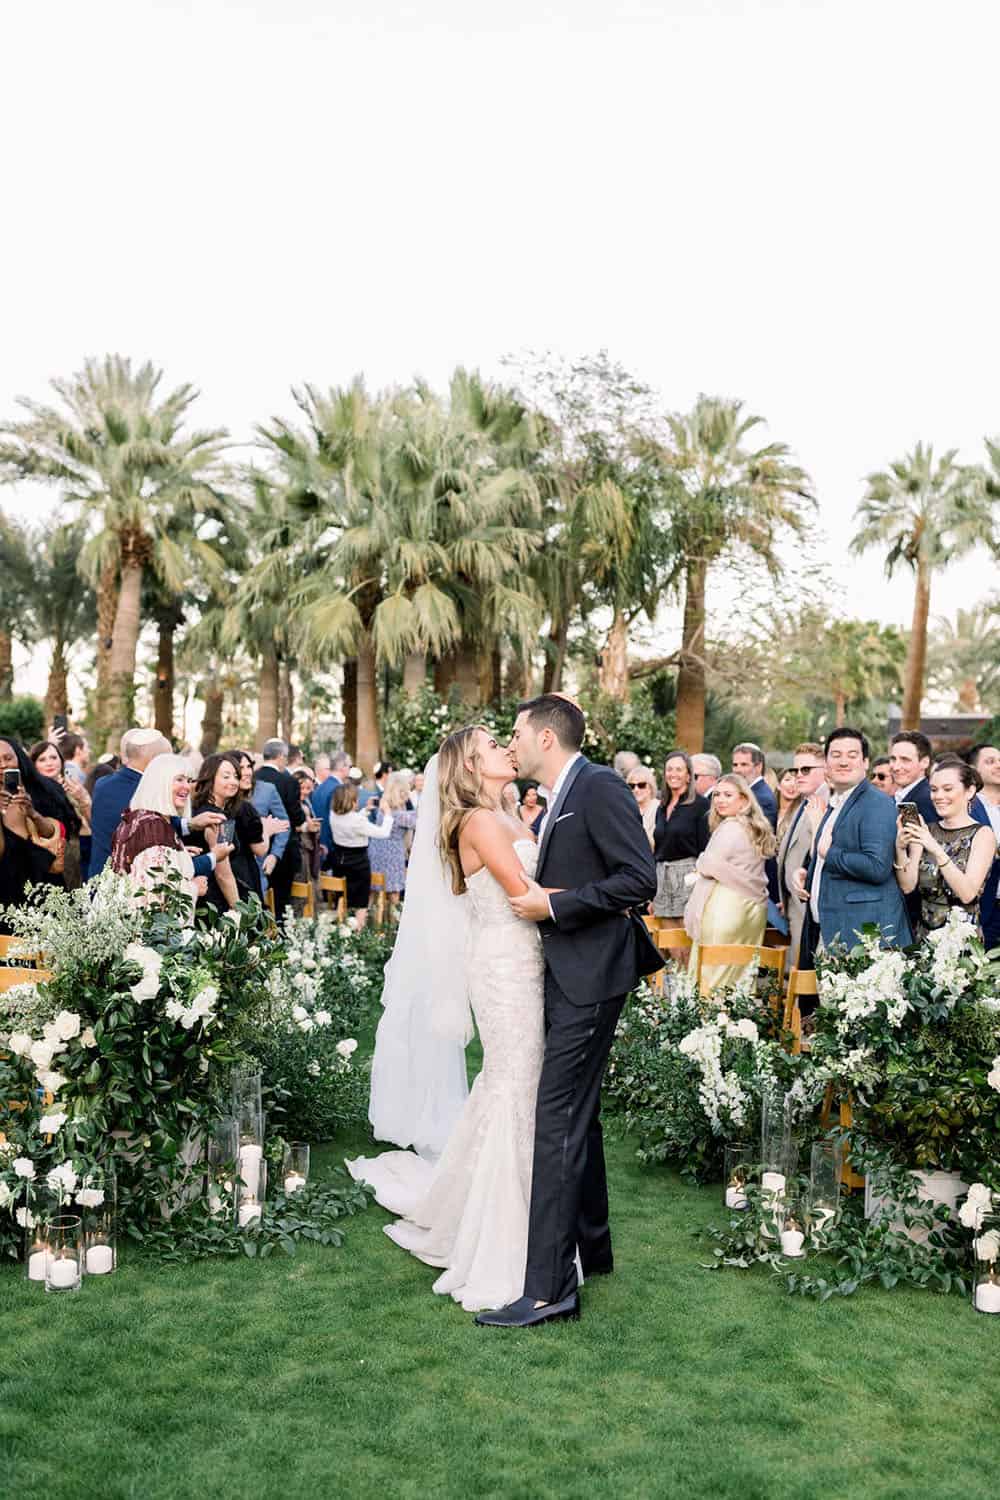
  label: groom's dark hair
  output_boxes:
[517,694,586,751]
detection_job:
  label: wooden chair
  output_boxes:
[821,1085,866,1190]
[318,874,348,922]
[290,880,316,919]
[643,914,669,934]
[783,967,819,1055]
[650,927,692,992]
[694,943,787,1001]
[0,967,52,993]
[369,872,387,927]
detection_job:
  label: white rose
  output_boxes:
[733,1018,759,1043]
[968,1183,993,1205]
[123,942,163,1001]
[16,1206,35,1229]
[988,1057,1000,1093]
[192,985,218,1010]
[292,1005,309,1022]
[13,1157,36,1180]
[80,1028,97,1048]
[307,1060,321,1076]
[53,1011,81,1042]
[314,1010,332,1027]
[297,1017,314,1033]
[336,1038,358,1059]
[29,1040,56,1071]
[0,1181,14,1211]
[46,1161,79,1197]
[975,1229,1000,1262]
[38,1071,67,1094]
[39,1112,67,1135]
[7,1032,32,1058]
[75,1187,105,1209]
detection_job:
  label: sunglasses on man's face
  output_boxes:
[627,781,648,790]
[793,764,823,774]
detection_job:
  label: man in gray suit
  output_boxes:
[777,742,828,966]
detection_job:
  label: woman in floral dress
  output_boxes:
[895,758,995,940]
[369,772,419,914]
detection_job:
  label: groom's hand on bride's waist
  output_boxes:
[509,877,564,922]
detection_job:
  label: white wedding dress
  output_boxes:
[347,840,545,1311]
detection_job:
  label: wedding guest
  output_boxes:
[776,766,801,840]
[328,781,396,929]
[246,750,291,895]
[314,753,332,785]
[684,773,774,994]
[287,745,304,771]
[776,743,828,968]
[613,749,640,782]
[188,753,242,912]
[85,756,119,796]
[627,765,659,848]
[110,754,207,911]
[518,783,546,829]
[691,753,721,798]
[91,731,180,877]
[359,761,393,809]
[870,756,894,793]
[226,751,274,904]
[29,739,85,887]
[312,750,349,863]
[410,770,426,810]
[968,743,1000,949]
[793,727,911,952]
[254,739,305,922]
[293,766,323,893]
[0,738,62,925]
[58,732,90,786]
[652,751,711,926]
[895,759,996,940]
[500,783,521,819]
[889,730,935,821]
[731,743,777,828]
[368,771,419,914]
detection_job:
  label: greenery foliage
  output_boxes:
[0,695,45,744]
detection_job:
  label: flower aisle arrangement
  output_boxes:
[0,873,373,1272]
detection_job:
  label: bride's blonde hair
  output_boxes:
[438,724,493,895]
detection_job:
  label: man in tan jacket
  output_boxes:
[777,743,828,967]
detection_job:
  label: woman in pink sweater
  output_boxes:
[684,773,776,995]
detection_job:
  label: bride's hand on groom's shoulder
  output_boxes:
[509,877,560,922]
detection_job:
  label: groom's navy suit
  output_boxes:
[526,757,662,1304]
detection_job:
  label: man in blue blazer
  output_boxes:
[794,726,911,950]
[88,729,225,880]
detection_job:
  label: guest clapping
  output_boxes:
[652,751,710,925]
[684,773,775,994]
[188,754,241,912]
[894,759,996,941]
[368,771,419,913]
[109,755,205,910]
[627,766,658,848]
[328,781,396,929]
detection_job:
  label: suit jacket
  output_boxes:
[254,765,304,863]
[750,778,779,905]
[896,777,936,823]
[969,794,998,946]
[777,800,815,965]
[805,777,911,949]
[250,780,291,863]
[88,765,212,880]
[537,758,662,1002]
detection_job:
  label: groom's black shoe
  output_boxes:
[475,1294,580,1328]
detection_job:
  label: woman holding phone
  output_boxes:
[188,753,242,912]
[0,737,78,901]
[894,757,996,939]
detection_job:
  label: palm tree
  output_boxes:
[850,443,994,729]
[30,518,97,723]
[0,510,36,699]
[0,356,230,748]
[653,396,814,751]
[926,603,1000,713]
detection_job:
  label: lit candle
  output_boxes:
[725,1185,748,1210]
[238,1143,263,1197]
[975,1277,1000,1314]
[85,1245,114,1275]
[761,1171,786,1194]
[781,1228,806,1257]
[238,1200,262,1227]
[284,1173,306,1195]
[47,1255,79,1289]
[28,1250,48,1282]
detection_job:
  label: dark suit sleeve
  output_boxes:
[548,770,658,933]
[823,791,896,886]
[756,783,778,831]
[695,800,710,855]
[913,779,936,824]
[283,772,305,829]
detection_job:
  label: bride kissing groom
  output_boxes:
[348,694,664,1327]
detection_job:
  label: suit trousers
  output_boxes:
[269,847,298,925]
[523,972,626,1304]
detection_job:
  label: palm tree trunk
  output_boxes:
[355,637,380,773]
[342,659,357,759]
[403,651,427,698]
[434,653,457,698]
[598,611,630,702]
[93,555,118,744]
[44,641,70,723]
[0,630,14,699]
[104,536,145,751]
[454,645,482,705]
[200,678,224,755]
[154,618,175,740]
[675,559,708,753]
[478,646,502,704]
[833,689,847,727]
[901,558,931,730]
[256,644,280,749]
[279,658,294,742]
[543,621,568,693]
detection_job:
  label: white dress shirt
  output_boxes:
[537,753,583,845]
[810,790,847,924]
[894,778,923,804]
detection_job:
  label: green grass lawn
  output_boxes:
[3,1038,999,1499]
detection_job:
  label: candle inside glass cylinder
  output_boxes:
[47,1255,79,1289]
[238,1200,262,1227]
[781,1228,806,1257]
[761,1171,786,1194]
[86,1245,114,1275]
[975,1279,1000,1313]
[28,1250,48,1282]
[239,1143,263,1197]
[725,1185,748,1209]
[284,1173,306,1195]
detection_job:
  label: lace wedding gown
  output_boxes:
[347,840,545,1311]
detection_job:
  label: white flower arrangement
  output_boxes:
[164,983,219,1031]
[336,1037,358,1059]
[123,943,163,1001]
[974,1229,1000,1262]
[46,1160,79,1198]
[959,1183,994,1230]
[12,1157,35,1180]
[0,1181,14,1211]
[38,1112,67,1135]
[75,1187,106,1209]
[987,1057,1000,1093]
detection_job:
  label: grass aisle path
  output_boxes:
[3,1049,998,1497]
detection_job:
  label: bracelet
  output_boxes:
[893,861,907,872]
[937,857,953,870]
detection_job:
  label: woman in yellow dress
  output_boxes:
[683,773,776,996]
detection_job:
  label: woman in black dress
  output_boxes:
[226,751,268,904]
[188,754,241,913]
[652,749,711,927]
[0,737,79,904]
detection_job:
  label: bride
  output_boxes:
[347,725,544,1312]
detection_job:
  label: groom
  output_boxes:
[476,695,663,1328]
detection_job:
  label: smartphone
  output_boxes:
[2,768,21,794]
[52,713,69,733]
[898,801,920,826]
[220,818,237,846]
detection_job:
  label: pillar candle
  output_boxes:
[780,1228,806,1257]
[238,1200,262,1227]
[86,1245,114,1275]
[284,1173,306,1195]
[28,1250,48,1282]
[47,1256,79,1289]
[975,1281,1000,1313]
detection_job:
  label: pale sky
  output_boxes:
[4,0,999,673]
